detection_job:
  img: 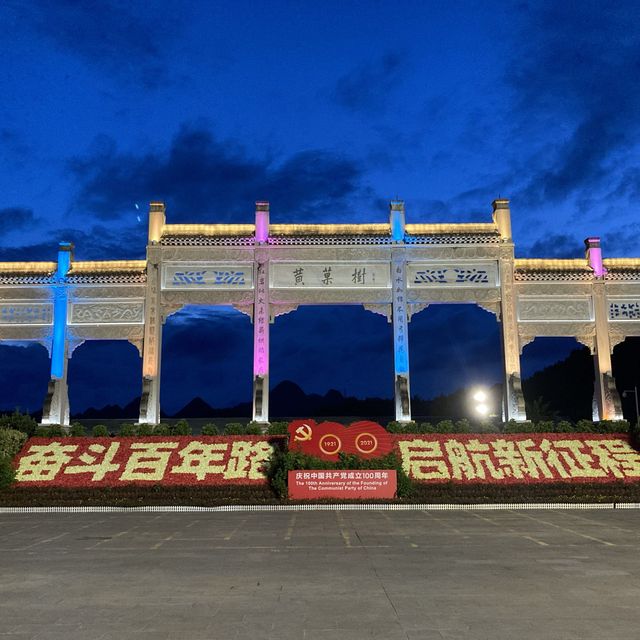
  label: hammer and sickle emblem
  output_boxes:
[294,423,313,441]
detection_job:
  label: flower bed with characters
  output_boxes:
[13,436,282,487]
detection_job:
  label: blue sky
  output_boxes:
[1,1,639,414]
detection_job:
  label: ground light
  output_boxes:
[470,387,493,419]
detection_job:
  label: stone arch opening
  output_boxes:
[408,303,502,420]
[160,305,253,419]
[612,337,640,423]
[269,305,393,419]
[68,340,142,419]
[0,342,50,416]
[520,337,593,422]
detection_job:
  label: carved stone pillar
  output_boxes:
[139,208,164,425]
[592,279,623,420]
[41,347,70,427]
[497,215,526,421]
[252,260,269,424]
[41,242,73,427]
[252,205,270,425]
[391,245,411,423]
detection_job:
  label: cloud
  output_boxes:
[520,233,585,259]
[333,53,406,113]
[9,0,181,88]
[507,2,640,204]
[68,124,367,222]
[0,207,36,236]
[0,223,146,261]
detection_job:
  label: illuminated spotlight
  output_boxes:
[472,389,487,403]
[476,403,489,416]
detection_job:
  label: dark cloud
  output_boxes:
[520,233,585,259]
[68,125,367,222]
[0,223,146,261]
[0,129,30,164]
[0,207,36,236]
[610,167,640,203]
[507,2,640,204]
[333,52,406,113]
[9,0,181,88]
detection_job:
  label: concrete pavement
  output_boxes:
[1,509,639,639]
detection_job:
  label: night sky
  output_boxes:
[1,1,639,414]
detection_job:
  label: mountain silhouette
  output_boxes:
[41,338,640,422]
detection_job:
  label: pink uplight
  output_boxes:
[585,237,606,277]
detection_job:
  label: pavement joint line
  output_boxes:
[512,510,617,546]
[0,502,638,514]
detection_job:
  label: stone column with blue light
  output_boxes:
[252,201,270,425]
[586,237,623,420]
[494,199,527,421]
[41,242,73,426]
[390,201,412,422]
[138,202,165,424]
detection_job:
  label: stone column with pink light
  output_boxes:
[252,201,270,424]
[586,237,623,420]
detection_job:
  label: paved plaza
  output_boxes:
[1,508,639,639]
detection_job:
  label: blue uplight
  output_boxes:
[51,243,72,379]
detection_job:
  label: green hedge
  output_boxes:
[0,410,37,436]
[266,448,412,499]
[0,428,27,460]
[0,458,14,489]
[388,419,630,435]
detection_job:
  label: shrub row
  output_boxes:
[386,419,630,434]
[0,428,26,489]
[27,420,291,438]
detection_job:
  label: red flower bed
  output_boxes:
[13,436,284,488]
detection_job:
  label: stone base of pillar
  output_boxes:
[41,378,70,427]
[593,369,623,421]
[138,376,160,425]
[252,374,269,425]
[394,374,412,423]
[504,373,527,422]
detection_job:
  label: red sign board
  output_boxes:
[288,469,397,499]
[288,419,393,460]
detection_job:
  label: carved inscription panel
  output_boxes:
[517,296,593,322]
[162,263,254,290]
[406,262,498,288]
[609,299,640,321]
[0,302,53,325]
[69,301,145,325]
[271,262,390,289]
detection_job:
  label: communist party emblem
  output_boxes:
[288,419,393,460]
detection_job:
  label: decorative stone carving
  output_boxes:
[603,372,624,420]
[407,303,429,321]
[0,302,53,325]
[609,325,628,351]
[362,303,392,321]
[270,304,298,321]
[233,303,254,321]
[517,297,592,322]
[162,263,254,290]
[70,301,144,325]
[476,300,501,317]
[608,299,640,320]
[407,261,498,288]
[575,334,596,354]
[69,285,146,300]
